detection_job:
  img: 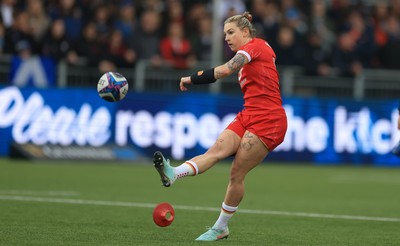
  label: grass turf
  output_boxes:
[0,158,399,245]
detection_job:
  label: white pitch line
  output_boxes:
[0,190,80,196]
[0,195,399,223]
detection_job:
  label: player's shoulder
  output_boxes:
[243,38,271,50]
[238,38,274,61]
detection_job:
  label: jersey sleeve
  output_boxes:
[237,41,263,63]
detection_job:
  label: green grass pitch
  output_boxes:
[0,158,399,245]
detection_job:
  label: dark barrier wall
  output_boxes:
[0,86,399,166]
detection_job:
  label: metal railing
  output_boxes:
[131,60,400,99]
[0,54,11,84]
[0,55,399,100]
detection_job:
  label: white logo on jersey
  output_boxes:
[238,68,246,88]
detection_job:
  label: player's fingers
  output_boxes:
[179,77,189,91]
[180,84,187,91]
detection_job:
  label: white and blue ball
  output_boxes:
[97,72,128,102]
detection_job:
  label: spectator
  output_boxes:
[70,21,104,67]
[303,31,332,76]
[250,0,281,43]
[190,14,212,62]
[332,31,363,77]
[114,2,137,44]
[281,0,308,35]
[1,0,399,74]
[49,0,83,41]
[327,0,352,33]
[378,14,400,69]
[93,4,112,44]
[3,10,36,55]
[9,16,56,89]
[391,0,400,18]
[308,0,335,53]
[130,9,162,67]
[0,0,16,28]
[372,1,390,47]
[161,0,184,38]
[164,0,184,25]
[217,0,246,20]
[102,29,136,68]
[41,19,73,62]
[185,2,209,39]
[343,10,376,69]
[27,0,50,45]
[0,21,4,54]
[273,25,304,66]
[136,0,164,14]
[160,21,196,69]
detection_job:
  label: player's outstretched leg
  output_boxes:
[153,151,176,187]
[195,227,229,241]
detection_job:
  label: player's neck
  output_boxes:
[242,37,253,46]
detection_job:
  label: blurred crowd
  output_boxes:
[1,0,400,77]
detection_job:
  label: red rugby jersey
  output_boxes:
[236,38,283,115]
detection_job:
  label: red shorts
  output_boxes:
[226,111,287,151]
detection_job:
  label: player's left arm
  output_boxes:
[180,53,249,91]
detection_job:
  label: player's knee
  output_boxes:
[229,166,246,184]
[204,148,225,162]
[205,142,231,161]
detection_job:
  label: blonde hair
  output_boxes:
[224,11,256,38]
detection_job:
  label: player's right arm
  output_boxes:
[397,106,400,130]
[180,53,249,91]
[215,53,249,79]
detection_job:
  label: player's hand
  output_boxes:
[180,76,191,91]
[397,113,400,130]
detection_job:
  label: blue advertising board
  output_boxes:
[0,86,399,166]
[10,56,56,87]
